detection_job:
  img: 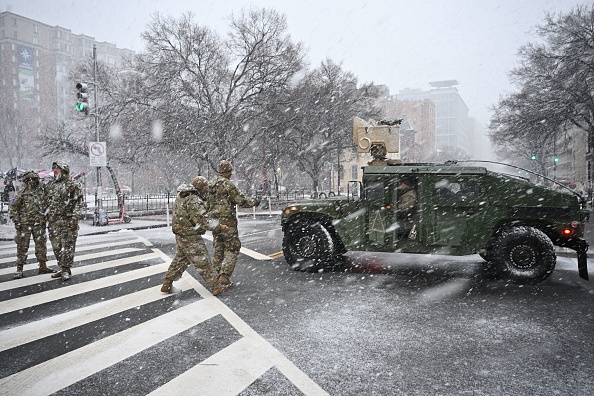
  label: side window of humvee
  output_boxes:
[364,181,384,201]
[435,178,477,202]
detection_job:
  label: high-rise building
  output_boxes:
[396,80,472,157]
[0,11,134,169]
[0,11,134,120]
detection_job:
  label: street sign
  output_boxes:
[89,141,107,167]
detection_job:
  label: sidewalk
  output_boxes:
[0,218,169,241]
[0,211,282,241]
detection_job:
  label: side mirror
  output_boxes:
[348,181,361,202]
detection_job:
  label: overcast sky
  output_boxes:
[1,0,586,127]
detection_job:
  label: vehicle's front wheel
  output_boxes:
[282,221,336,272]
[490,226,556,284]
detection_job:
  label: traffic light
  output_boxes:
[554,156,559,163]
[531,154,536,160]
[75,82,89,115]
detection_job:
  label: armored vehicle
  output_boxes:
[281,118,589,284]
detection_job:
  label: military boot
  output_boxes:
[38,261,57,274]
[212,274,233,296]
[51,268,71,281]
[13,264,24,279]
[160,277,174,293]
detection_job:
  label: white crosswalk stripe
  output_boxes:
[0,231,328,396]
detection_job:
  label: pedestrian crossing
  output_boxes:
[0,230,328,396]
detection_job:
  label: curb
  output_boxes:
[0,223,169,242]
[77,223,169,237]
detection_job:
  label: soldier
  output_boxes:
[396,176,418,238]
[46,161,84,281]
[10,170,56,279]
[160,179,224,295]
[207,160,260,295]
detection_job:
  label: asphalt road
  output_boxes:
[141,217,594,396]
[1,216,592,395]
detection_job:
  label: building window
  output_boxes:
[33,37,38,45]
[351,164,358,180]
[13,30,17,39]
[34,24,38,34]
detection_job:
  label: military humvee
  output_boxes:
[281,118,589,284]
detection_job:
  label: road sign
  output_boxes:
[89,141,107,167]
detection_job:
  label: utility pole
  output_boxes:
[93,45,101,224]
[76,45,102,225]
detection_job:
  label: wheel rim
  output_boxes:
[509,244,537,269]
[295,234,317,259]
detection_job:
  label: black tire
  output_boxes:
[123,214,131,223]
[282,221,336,272]
[490,226,556,284]
[318,193,327,199]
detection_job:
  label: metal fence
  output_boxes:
[89,193,174,217]
[87,190,347,216]
[1,190,342,223]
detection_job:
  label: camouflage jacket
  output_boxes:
[207,175,256,227]
[172,192,213,236]
[397,188,417,219]
[46,177,84,222]
[10,183,47,225]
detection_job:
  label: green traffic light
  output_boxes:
[531,154,536,160]
[75,102,89,114]
[554,157,559,162]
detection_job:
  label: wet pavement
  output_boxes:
[0,211,282,241]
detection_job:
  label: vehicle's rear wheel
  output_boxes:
[490,226,556,284]
[282,220,336,272]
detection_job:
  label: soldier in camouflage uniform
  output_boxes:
[10,170,57,279]
[160,179,225,295]
[207,160,260,295]
[46,161,84,281]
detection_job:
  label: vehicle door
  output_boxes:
[333,181,367,250]
[363,178,397,250]
[428,175,486,251]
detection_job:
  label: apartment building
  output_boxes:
[0,11,134,124]
[0,11,134,169]
[396,80,473,157]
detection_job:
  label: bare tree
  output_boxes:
[130,8,305,172]
[0,101,43,171]
[489,5,594,161]
[283,59,379,194]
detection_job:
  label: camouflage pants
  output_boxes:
[48,219,78,269]
[212,228,241,277]
[165,234,218,286]
[15,223,47,267]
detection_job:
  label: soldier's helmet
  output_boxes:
[52,161,70,175]
[217,160,233,175]
[399,176,415,187]
[191,176,208,195]
[176,183,197,194]
[21,170,39,183]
